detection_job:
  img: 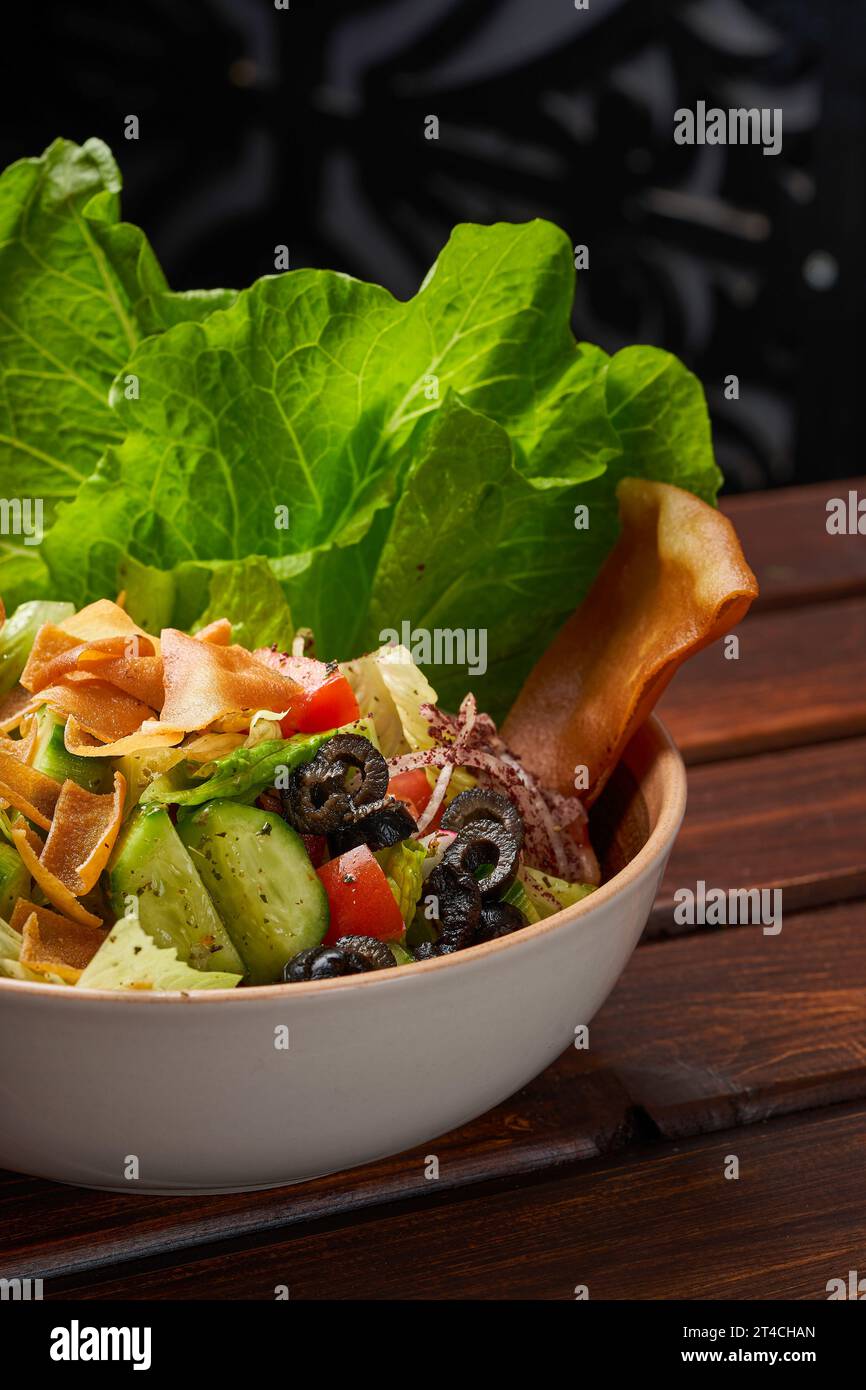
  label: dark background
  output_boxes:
[3,0,864,493]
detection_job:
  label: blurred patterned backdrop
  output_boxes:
[3,0,864,492]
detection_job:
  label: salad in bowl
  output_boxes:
[0,139,761,1188]
[0,138,758,999]
[0,477,756,993]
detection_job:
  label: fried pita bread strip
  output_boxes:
[160,628,301,732]
[39,771,126,895]
[10,825,102,928]
[0,747,61,830]
[19,624,82,692]
[0,685,36,734]
[59,598,158,647]
[194,618,232,645]
[16,903,106,983]
[503,478,759,806]
[37,679,154,743]
[64,716,183,758]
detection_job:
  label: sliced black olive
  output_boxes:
[335,935,395,971]
[443,815,520,896]
[423,862,481,950]
[329,797,418,854]
[283,734,388,834]
[412,941,440,961]
[282,946,364,982]
[320,733,389,806]
[474,900,526,943]
[441,788,524,851]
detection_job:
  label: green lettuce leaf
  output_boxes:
[375,839,427,924]
[519,865,597,917]
[0,598,74,695]
[41,220,618,618]
[342,644,438,757]
[362,352,719,714]
[141,735,323,809]
[0,138,722,722]
[141,724,372,809]
[0,137,234,609]
[190,557,294,651]
[501,877,542,925]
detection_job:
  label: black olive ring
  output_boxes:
[442,815,521,897]
[283,734,389,834]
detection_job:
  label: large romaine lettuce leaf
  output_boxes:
[41,219,617,616]
[363,345,720,712]
[190,557,294,651]
[0,138,234,609]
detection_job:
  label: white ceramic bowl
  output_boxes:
[0,715,686,1193]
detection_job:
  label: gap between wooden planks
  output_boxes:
[659,595,866,764]
[648,734,866,933]
[41,1101,866,1301]
[720,478,866,610]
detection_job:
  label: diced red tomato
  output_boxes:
[317,845,404,944]
[388,769,433,817]
[300,834,328,869]
[279,670,360,737]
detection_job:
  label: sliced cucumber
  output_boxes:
[178,800,328,984]
[109,807,245,975]
[31,709,113,795]
[0,841,30,920]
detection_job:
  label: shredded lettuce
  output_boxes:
[342,645,437,757]
[76,897,241,991]
[519,865,597,918]
[0,841,30,920]
[375,839,427,925]
[501,877,542,925]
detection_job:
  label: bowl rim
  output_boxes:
[0,714,687,1005]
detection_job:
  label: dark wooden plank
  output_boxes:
[46,1103,866,1300]
[650,736,866,931]
[659,595,866,763]
[720,478,866,610]
[595,898,866,1136]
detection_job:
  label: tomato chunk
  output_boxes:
[317,845,404,944]
[388,769,433,817]
[280,670,360,736]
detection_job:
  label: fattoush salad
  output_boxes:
[0,141,760,989]
[0,479,757,991]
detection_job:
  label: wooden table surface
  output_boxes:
[2,479,864,1301]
